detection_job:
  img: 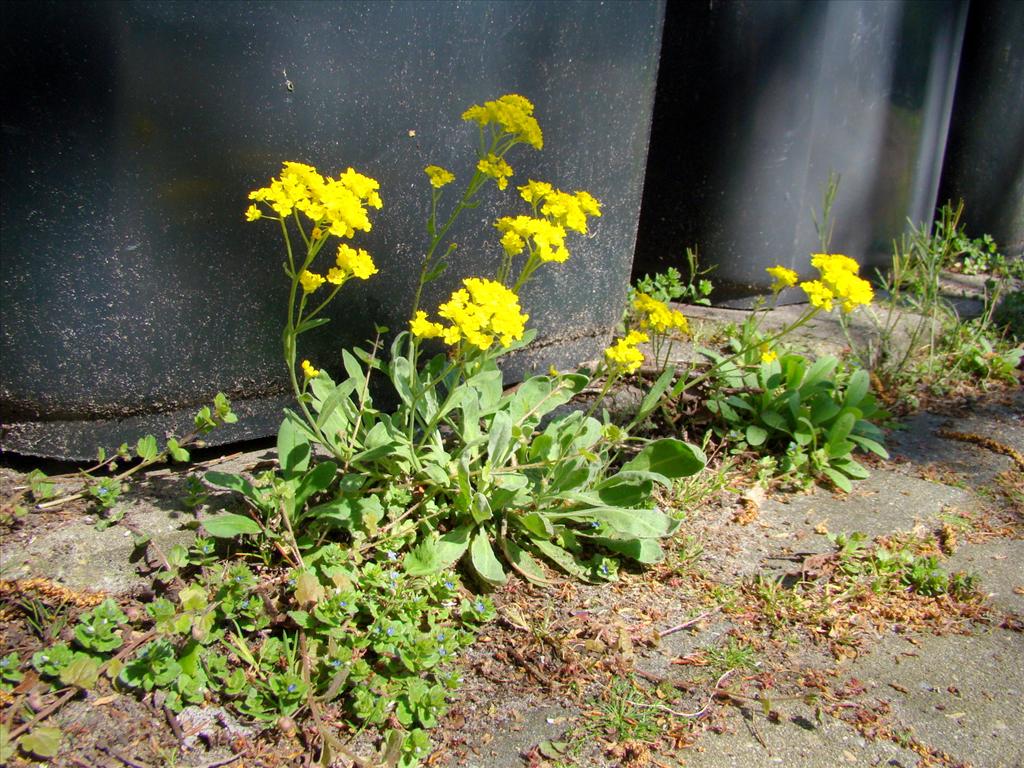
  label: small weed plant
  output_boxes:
[4,394,237,529]
[839,202,1022,404]
[705,353,888,492]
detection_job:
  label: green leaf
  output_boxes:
[827,411,857,454]
[136,434,159,462]
[593,472,654,507]
[821,467,852,493]
[341,349,363,384]
[295,461,338,510]
[202,513,262,538]
[59,656,100,689]
[802,356,838,389]
[278,414,312,479]
[315,380,357,430]
[467,368,504,414]
[590,534,665,564]
[500,537,553,584]
[849,434,889,459]
[294,317,331,335]
[832,458,870,479]
[471,492,493,524]
[487,410,514,466]
[515,511,554,539]
[165,438,190,463]
[204,471,259,502]
[630,366,676,428]
[622,438,706,480]
[19,726,62,759]
[844,369,870,408]
[403,525,472,576]
[469,532,508,587]
[550,505,679,538]
[746,424,768,446]
[0,724,13,763]
[758,409,789,432]
[530,539,599,582]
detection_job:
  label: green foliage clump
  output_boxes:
[706,354,888,492]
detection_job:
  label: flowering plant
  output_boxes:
[616,253,884,491]
[210,95,706,593]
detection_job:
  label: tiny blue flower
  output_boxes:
[474,601,485,613]
[437,632,446,642]
[444,580,455,590]
[438,647,447,657]
[386,550,397,561]
[287,683,297,693]
[386,627,396,637]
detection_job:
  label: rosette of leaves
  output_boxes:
[706,353,887,492]
[205,332,705,586]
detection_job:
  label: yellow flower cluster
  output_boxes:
[410,277,529,351]
[247,162,382,238]
[299,269,326,293]
[425,165,455,189]
[760,344,777,363]
[604,330,648,374]
[301,359,320,379]
[632,293,689,335]
[494,181,602,264]
[328,243,378,283]
[765,255,873,313]
[462,94,543,150]
[495,215,570,263]
[766,265,799,293]
[802,253,874,313]
[477,153,514,190]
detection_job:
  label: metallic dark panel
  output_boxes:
[939,0,1024,258]
[635,0,967,305]
[1,0,665,458]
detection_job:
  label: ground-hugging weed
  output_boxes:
[705,353,888,492]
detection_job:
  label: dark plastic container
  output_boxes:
[1,0,666,459]
[938,0,1023,258]
[634,0,967,305]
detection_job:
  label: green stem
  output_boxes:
[671,306,822,399]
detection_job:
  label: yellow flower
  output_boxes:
[760,345,777,363]
[301,359,319,379]
[417,278,529,351]
[333,243,378,281]
[247,162,381,239]
[540,190,603,234]
[811,253,860,275]
[809,254,873,312]
[424,165,455,189]
[800,280,834,312]
[495,215,570,263]
[245,204,262,222]
[766,265,799,292]
[633,293,689,335]
[409,310,445,339]
[604,331,649,374]
[477,153,514,190]
[299,270,326,293]
[499,229,526,257]
[518,180,553,207]
[462,94,543,150]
